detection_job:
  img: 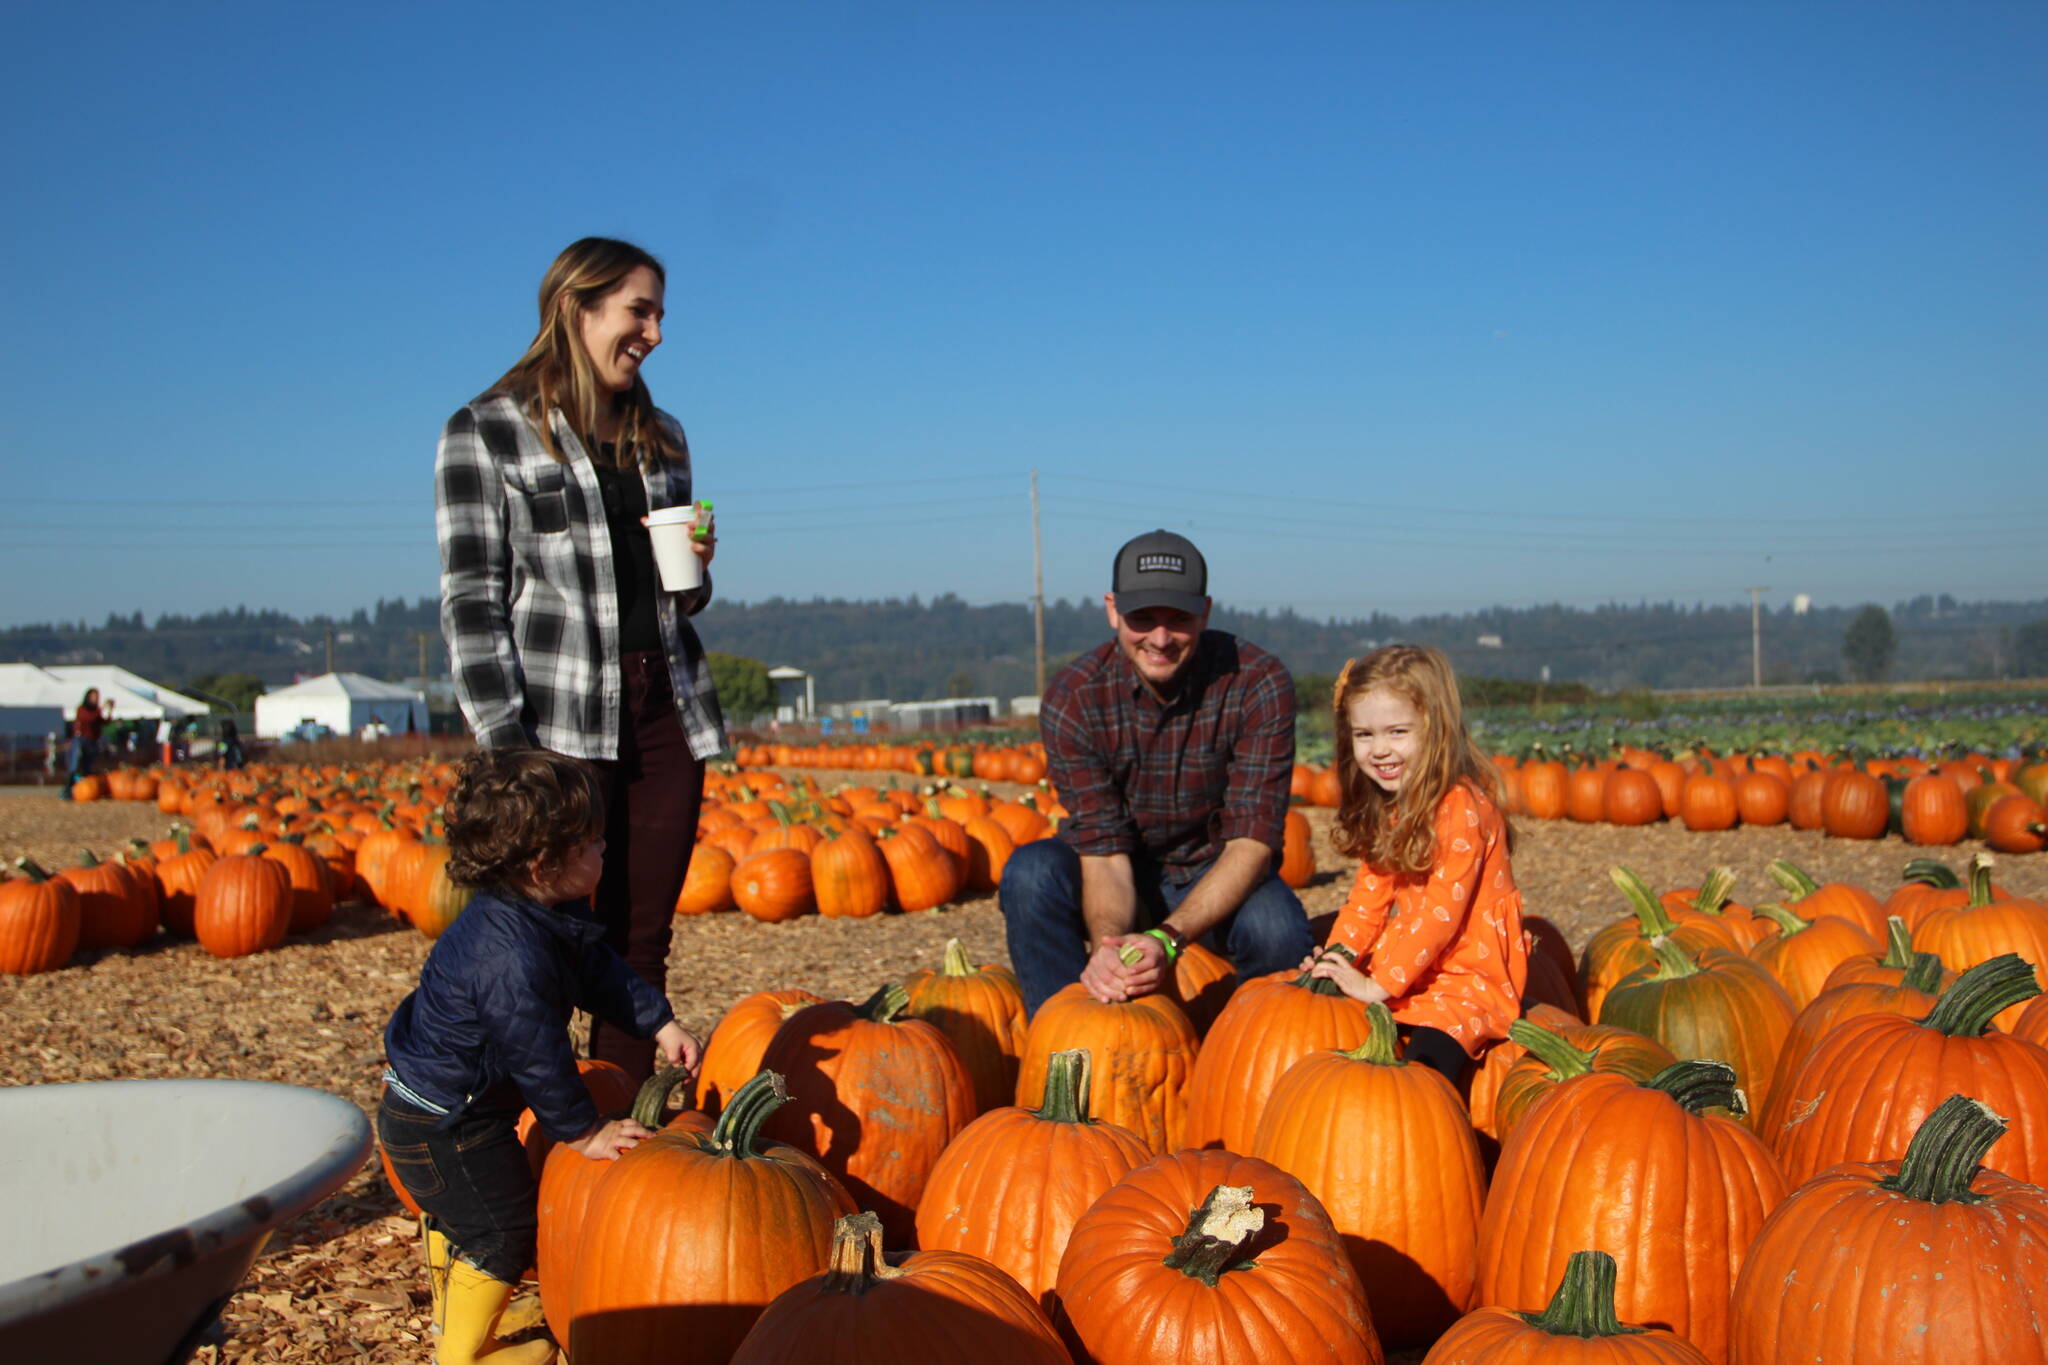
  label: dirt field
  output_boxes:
[6,777,2045,1362]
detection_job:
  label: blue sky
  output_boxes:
[3,1,2043,627]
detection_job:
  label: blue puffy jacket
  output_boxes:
[384,887,673,1141]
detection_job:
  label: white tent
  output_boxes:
[253,673,428,739]
[44,666,210,721]
[0,663,70,738]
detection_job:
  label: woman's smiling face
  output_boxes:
[577,265,665,393]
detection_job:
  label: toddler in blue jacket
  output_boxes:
[379,748,701,1365]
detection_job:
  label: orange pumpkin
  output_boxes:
[1015,983,1199,1155]
[0,860,81,975]
[733,848,815,922]
[192,849,292,958]
[902,938,1027,1115]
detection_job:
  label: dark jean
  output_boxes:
[582,650,707,1084]
[376,1089,534,1284]
[999,838,1315,1016]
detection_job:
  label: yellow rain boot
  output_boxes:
[423,1219,453,1336]
[439,1260,556,1365]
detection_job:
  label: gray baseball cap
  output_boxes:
[1112,530,1209,615]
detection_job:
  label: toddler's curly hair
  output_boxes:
[442,748,605,891]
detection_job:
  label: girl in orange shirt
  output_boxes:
[1306,645,1527,1080]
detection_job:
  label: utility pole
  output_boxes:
[325,623,336,676]
[1031,470,1046,696]
[1746,587,1770,689]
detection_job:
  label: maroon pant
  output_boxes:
[583,650,705,1083]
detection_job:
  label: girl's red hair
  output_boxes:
[1329,645,1507,876]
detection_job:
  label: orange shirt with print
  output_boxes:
[1325,780,1527,1057]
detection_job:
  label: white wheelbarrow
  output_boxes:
[0,1079,372,1364]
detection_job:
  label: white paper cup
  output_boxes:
[645,504,703,591]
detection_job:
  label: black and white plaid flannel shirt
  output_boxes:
[435,393,728,760]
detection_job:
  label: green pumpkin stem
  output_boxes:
[14,856,53,883]
[1966,853,1997,909]
[1506,1019,1596,1081]
[939,938,976,977]
[1647,936,1702,981]
[629,1065,695,1128]
[1752,901,1812,937]
[1339,1001,1404,1065]
[1292,949,1350,996]
[1899,858,1961,891]
[1034,1049,1094,1124]
[1521,1250,1644,1339]
[1691,866,1737,917]
[710,1071,790,1158]
[1879,917,1915,970]
[1644,1059,1746,1118]
[1162,1184,1264,1287]
[75,848,102,868]
[822,1211,901,1291]
[1920,954,2040,1038]
[1767,858,1821,900]
[1901,951,1947,996]
[1878,1094,2004,1206]
[1610,866,1678,938]
[860,982,910,1023]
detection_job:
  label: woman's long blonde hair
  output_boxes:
[1329,644,1507,875]
[487,237,685,470]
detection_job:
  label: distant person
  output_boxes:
[217,717,245,771]
[1302,645,1529,1081]
[436,236,724,1084]
[62,688,107,796]
[999,530,1313,1015]
[157,715,174,767]
[380,749,701,1365]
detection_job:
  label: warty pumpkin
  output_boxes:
[731,1211,1069,1364]
[1056,1150,1383,1365]
[902,938,1027,1114]
[913,1049,1151,1313]
[1730,1095,2048,1365]
[760,984,977,1246]
[1015,980,1199,1156]
[1250,1002,1484,1348]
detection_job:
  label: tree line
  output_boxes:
[6,592,2047,705]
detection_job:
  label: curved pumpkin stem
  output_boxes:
[1880,1094,2002,1206]
[1644,1059,1745,1118]
[1034,1049,1094,1124]
[1899,858,1962,890]
[860,983,910,1023]
[821,1211,903,1291]
[76,848,103,868]
[1690,866,1737,917]
[1751,902,1811,937]
[1291,951,1349,997]
[1339,1001,1403,1066]
[1878,916,1915,970]
[1609,866,1677,938]
[1767,858,1820,900]
[1920,954,2040,1038]
[1162,1184,1264,1287]
[709,1071,791,1159]
[14,856,53,882]
[1521,1250,1644,1339]
[1506,1019,1596,1081]
[629,1065,695,1128]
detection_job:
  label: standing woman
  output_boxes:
[436,237,725,1083]
[65,687,107,795]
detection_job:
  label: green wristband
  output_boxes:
[1143,927,1182,963]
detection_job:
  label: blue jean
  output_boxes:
[999,838,1314,1016]
[376,1089,534,1283]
